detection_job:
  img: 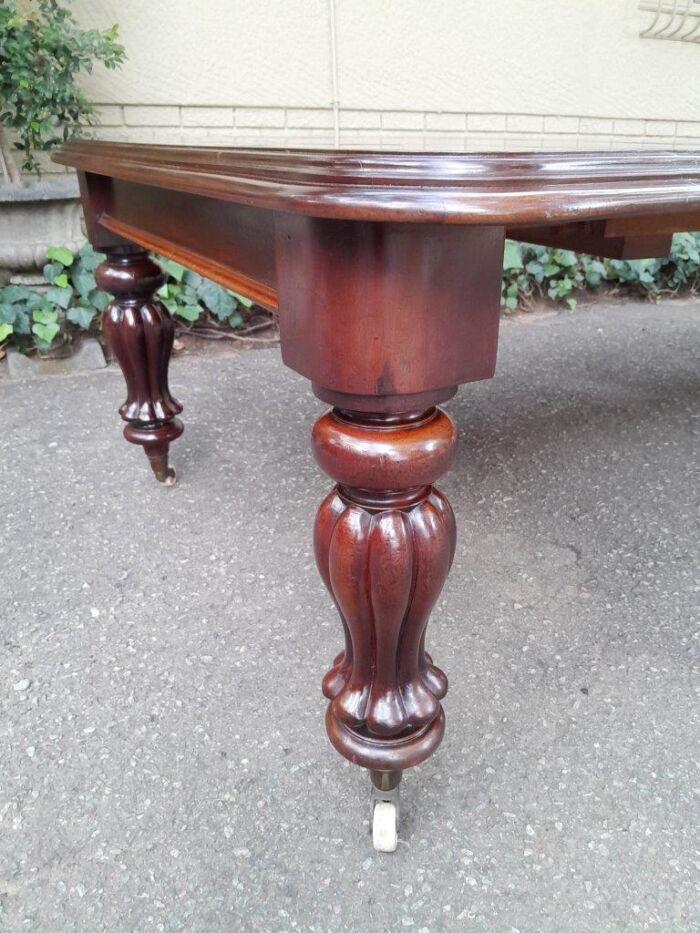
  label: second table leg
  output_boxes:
[96,247,184,484]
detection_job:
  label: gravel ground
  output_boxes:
[1,300,698,932]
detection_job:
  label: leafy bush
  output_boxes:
[0,0,125,181]
[502,232,700,311]
[0,243,109,351]
[156,257,253,329]
[0,244,260,354]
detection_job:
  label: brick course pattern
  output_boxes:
[43,105,700,173]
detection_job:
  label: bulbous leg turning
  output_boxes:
[318,484,454,770]
[96,247,183,483]
[312,405,457,847]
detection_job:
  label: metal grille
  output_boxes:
[639,0,700,41]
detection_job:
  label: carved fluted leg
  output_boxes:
[96,248,183,483]
[312,407,457,777]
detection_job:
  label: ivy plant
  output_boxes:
[501,232,700,312]
[0,241,108,350]
[0,244,258,354]
[156,257,253,328]
[0,0,125,181]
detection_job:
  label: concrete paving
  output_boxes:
[0,300,698,933]
[6,339,106,381]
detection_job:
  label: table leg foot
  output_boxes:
[369,770,402,853]
[96,247,184,482]
[313,404,457,847]
[124,418,183,484]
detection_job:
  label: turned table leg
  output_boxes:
[96,247,183,484]
[312,405,457,851]
[273,213,503,849]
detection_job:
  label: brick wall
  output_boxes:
[36,103,700,176]
[43,103,699,174]
[88,105,700,153]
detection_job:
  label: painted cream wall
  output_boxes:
[55,0,700,167]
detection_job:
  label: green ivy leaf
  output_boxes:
[72,267,97,299]
[42,262,64,284]
[45,286,73,309]
[77,243,105,271]
[89,289,111,312]
[553,249,577,268]
[32,320,60,344]
[25,291,45,312]
[66,306,96,329]
[181,285,199,305]
[524,260,544,284]
[228,310,243,328]
[230,290,253,309]
[13,307,31,335]
[159,258,186,282]
[46,246,74,267]
[33,307,59,325]
[0,322,13,342]
[0,303,17,324]
[196,280,235,320]
[502,240,523,271]
[0,285,32,304]
[174,304,201,322]
[182,269,203,288]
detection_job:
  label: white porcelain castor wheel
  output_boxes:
[162,466,177,486]
[369,769,402,853]
[372,800,398,852]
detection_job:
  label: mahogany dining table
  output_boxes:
[53,141,700,851]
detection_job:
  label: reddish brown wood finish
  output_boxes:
[96,248,183,483]
[52,141,700,792]
[313,407,456,770]
[513,221,673,260]
[54,142,700,228]
[275,216,504,411]
[79,172,278,309]
[60,144,700,318]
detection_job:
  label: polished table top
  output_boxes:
[54,142,700,225]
